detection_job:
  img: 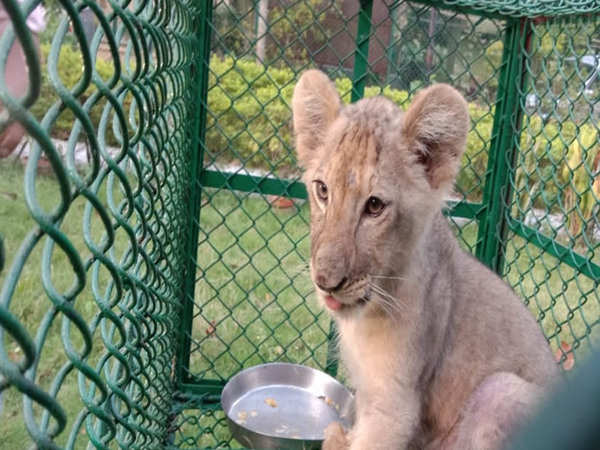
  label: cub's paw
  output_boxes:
[323,422,349,450]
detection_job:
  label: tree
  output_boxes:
[255,0,269,62]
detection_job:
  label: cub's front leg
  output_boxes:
[325,387,421,450]
[323,422,349,450]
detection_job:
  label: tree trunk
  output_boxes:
[255,0,269,63]
[425,9,437,74]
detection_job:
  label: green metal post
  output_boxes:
[175,1,213,388]
[475,18,530,274]
[493,19,533,276]
[351,0,374,102]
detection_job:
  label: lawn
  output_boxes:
[1,159,599,448]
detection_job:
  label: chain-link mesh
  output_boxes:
[179,0,504,447]
[0,0,200,448]
[1,0,600,448]
[503,14,600,372]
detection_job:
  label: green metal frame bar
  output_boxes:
[175,0,213,388]
[475,19,530,273]
[506,218,600,283]
[199,168,483,218]
[180,380,225,396]
[199,169,307,199]
[351,0,374,102]
[494,20,534,276]
[395,0,518,21]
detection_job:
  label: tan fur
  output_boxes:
[292,70,560,450]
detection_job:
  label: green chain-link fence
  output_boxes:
[0,0,599,448]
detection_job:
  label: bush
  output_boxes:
[560,124,599,239]
[267,0,332,68]
[206,55,493,198]
[30,49,493,197]
[206,56,421,174]
[31,43,129,147]
[33,51,594,208]
[206,55,297,170]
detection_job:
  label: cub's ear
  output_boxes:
[292,70,341,168]
[402,84,469,191]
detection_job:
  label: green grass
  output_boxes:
[1,160,599,448]
[0,161,100,449]
[0,160,176,449]
[186,189,329,383]
[503,236,600,355]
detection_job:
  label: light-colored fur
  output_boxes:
[292,70,559,450]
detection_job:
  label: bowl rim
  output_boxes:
[221,362,354,446]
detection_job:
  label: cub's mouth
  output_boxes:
[323,293,370,312]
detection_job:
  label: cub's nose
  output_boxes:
[315,275,347,292]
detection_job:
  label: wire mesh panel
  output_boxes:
[0,0,200,448]
[503,14,600,370]
[177,1,600,447]
[177,0,352,414]
[176,0,508,446]
[1,0,600,449]
[182,0,504,377]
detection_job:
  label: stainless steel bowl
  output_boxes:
[221,362,355,449]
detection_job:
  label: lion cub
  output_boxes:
[291,70,559,450]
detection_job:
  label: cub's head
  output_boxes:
[292,70,469,318]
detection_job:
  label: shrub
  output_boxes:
[206,55,297,170]
[206,55,494,198]
[267,0,332,68]
[31,43,128,147]
[560,124,599,239]
[33,51,594,209]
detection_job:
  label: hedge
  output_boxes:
[31,43,131,147]
[30,52,597,207]
[206,55,493,198]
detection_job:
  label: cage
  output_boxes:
[0,0,599,448]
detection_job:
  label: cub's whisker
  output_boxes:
[369,274,407,281]
[368,282,406,319]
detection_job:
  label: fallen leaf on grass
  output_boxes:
[0,191,17,200]
[206,320,217,337]
[271,196,294,210]
[554,341,575,371]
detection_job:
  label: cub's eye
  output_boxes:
[314,180,328,202]
[365,196,385,216]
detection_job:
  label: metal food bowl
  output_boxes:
[221,362,355,449]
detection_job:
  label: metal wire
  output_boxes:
[0,0,200,448]
[1,0,599,448]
